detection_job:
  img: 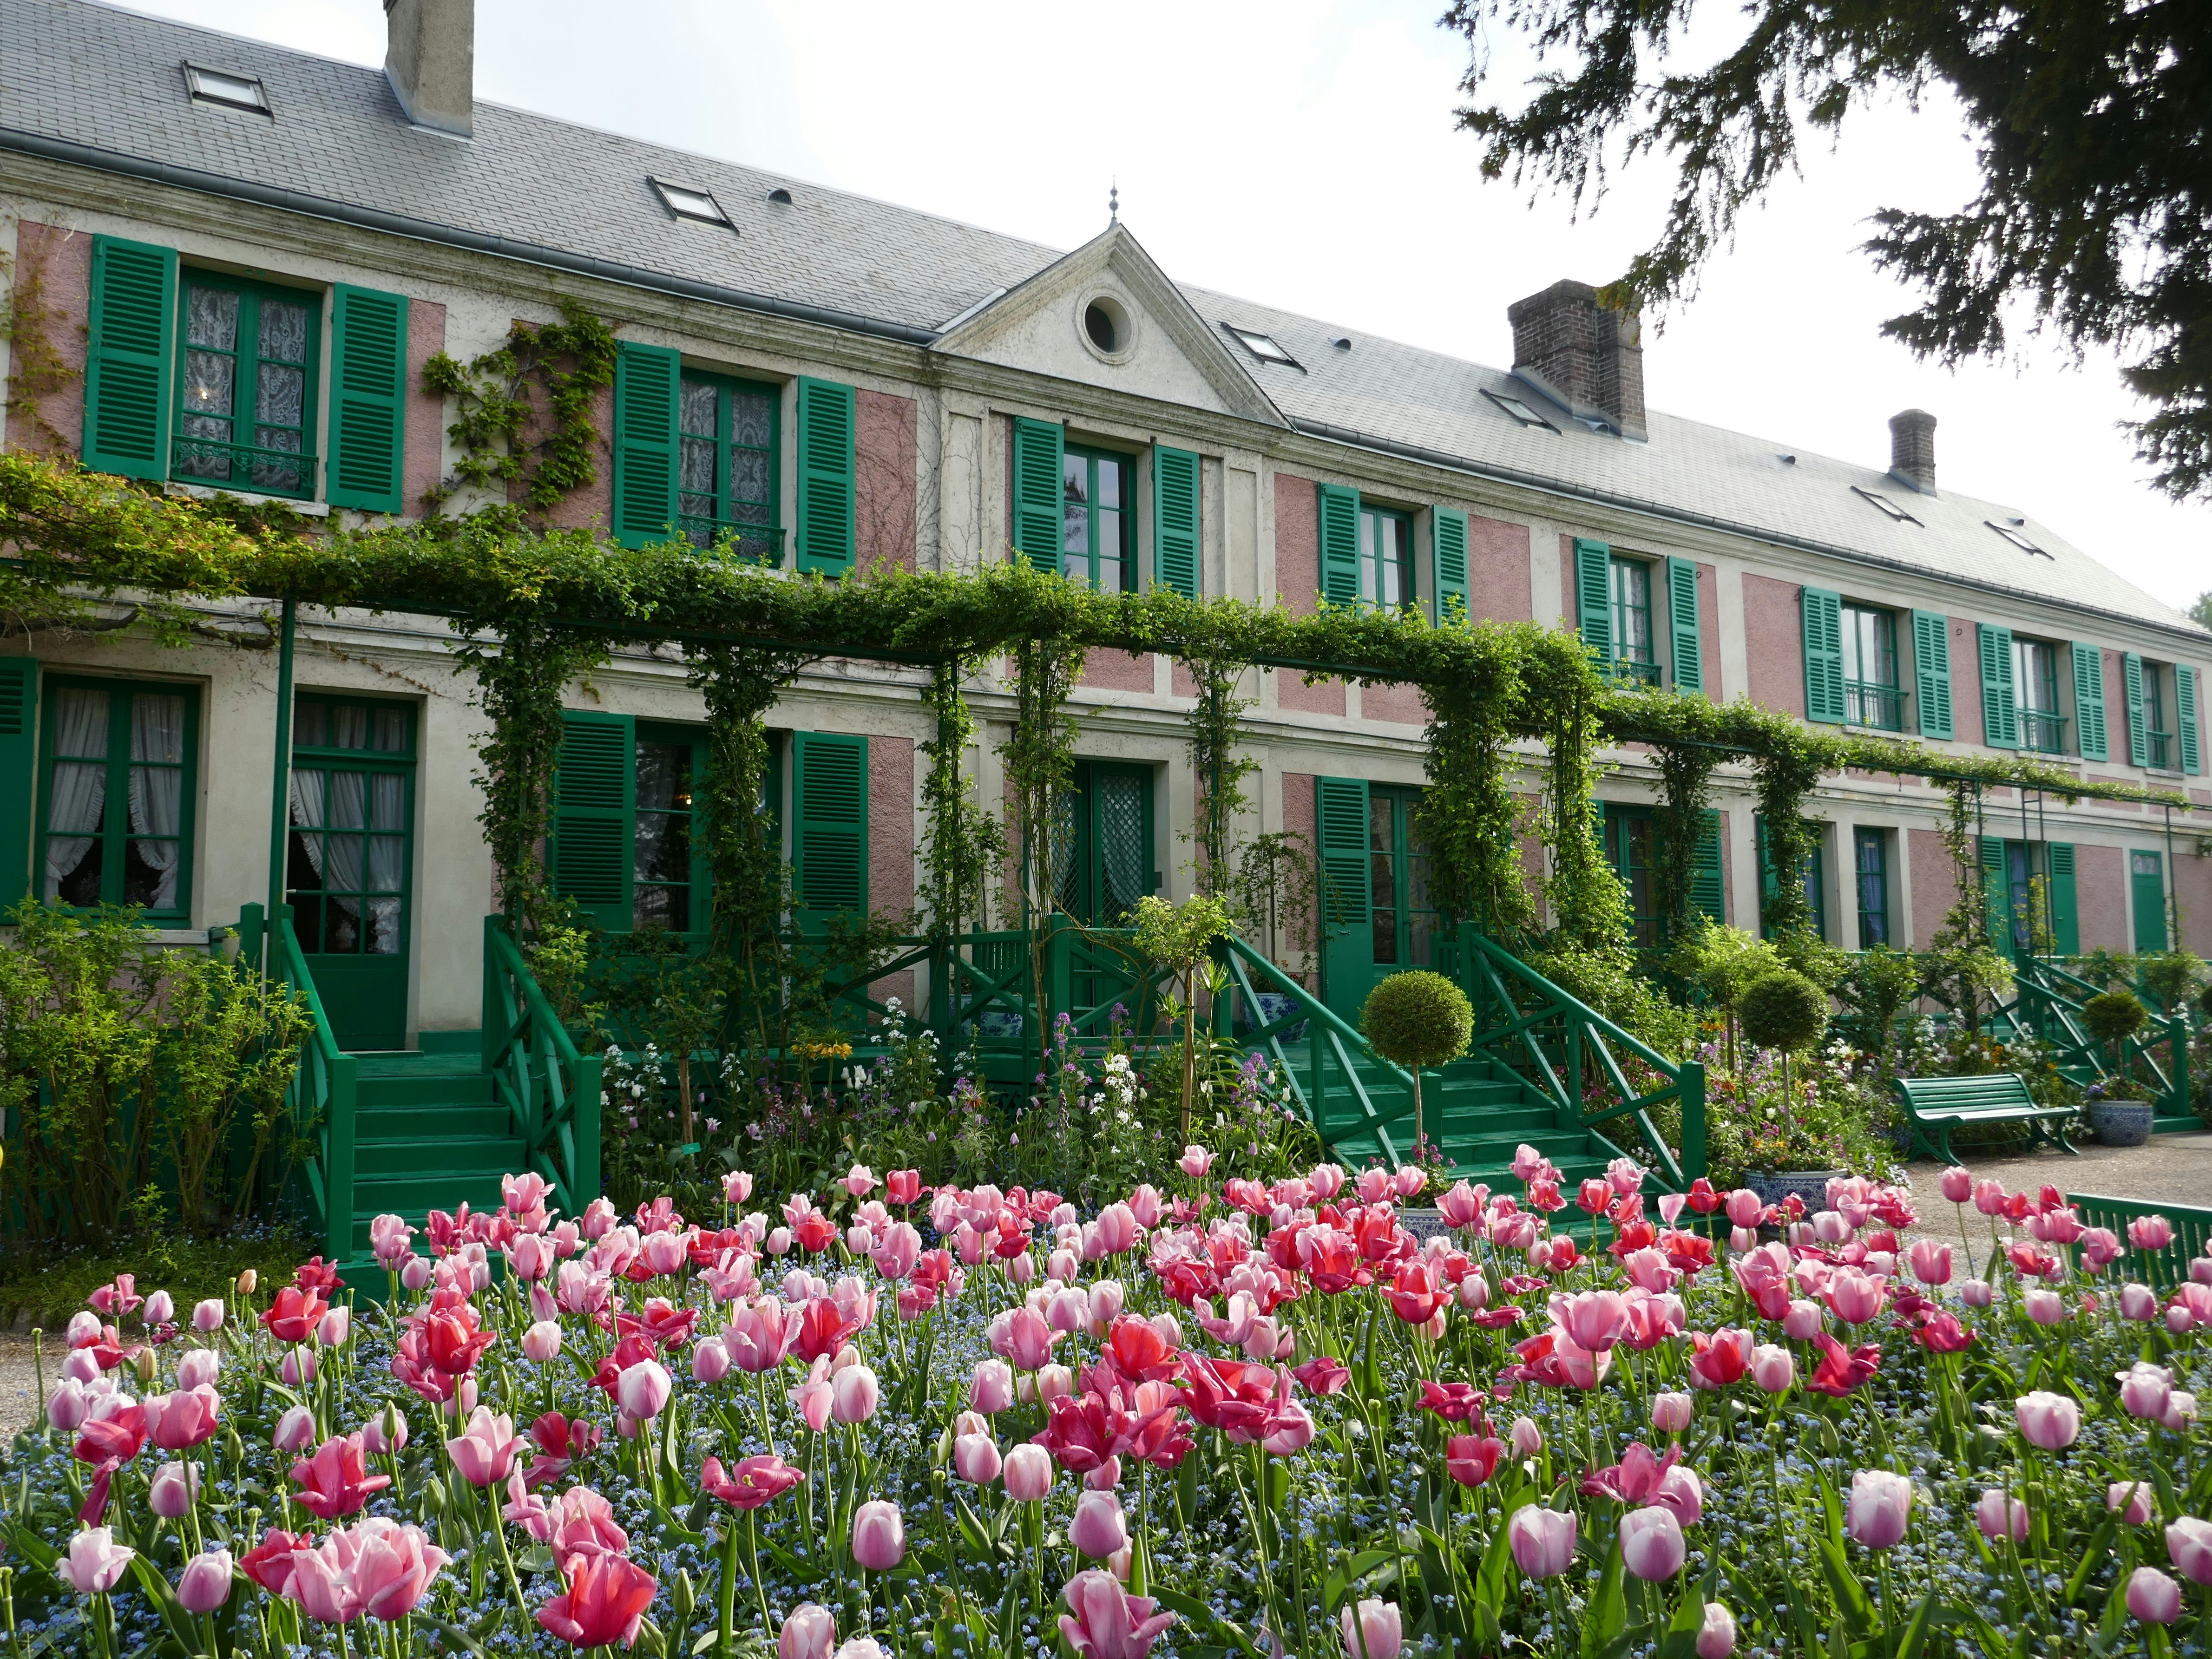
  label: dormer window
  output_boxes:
[1222,324,1298,368]
[1988,520,2051,557]
[1484,389,1558,432]
[184,64,269,114]
[651,180,732,227]
[1852,486,1921,525]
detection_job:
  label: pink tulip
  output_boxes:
[1822,1269,1885,1325]
[1974,1488,2028,1541]
[1811,1209,1852,1246]
[507,1233,556,1283]
[1004,1443,1055,1502]
[1095,1204,1141,1256]
[851,1500,905,1570]
[1059,1567,1176,1659]
[969,1357,1016,1415]
[2162,1391,2199,1432]
[1782,1299,1825,1341]
[844,1165,879,1199]
[1436,1180,1483,1229]
[2109,1482,2154,1525]
[363,1406,408,1456]
[1070,1490,1129,1561]
[177,1548,233,1614]
[2120,1282,2160,1321]
[2128,1567,2183,1625]
[1695,1601,1737,1659]
[1264,1401,1317,1456]
[1037,1363,1075,1403]
[2129,1214,2175,1251]
[1974,1179,2007,1216]
[2015,1391,2081,1450]
[1175,1145,1214,1180]
[189,1297,224,1333]
[145,1385,222,1451]
[1510,1416,1543,1457]
[779,1605,835,1659]
[46,1379,89,1432]
[2023,1287,2067,1325]
[1650,1392,1694,1435]
[642,1230,689,1277]
[149,1460,200,1518]
[1338,1596,1403,1659]
[1724,1188,1763,1227]
[791,1370,834,1433]
[516,1320,561,1364]
[1507,1506,1576,1578]
[1552,1290,1630,1352]
[143,1290,174,1326]
[1749,1344,1796,1393]
[176,1346,220,1391]
[274,1405,318,1453]
[616,1360,673,1422]
[444,1407,519,1487]
[953,1433,1002,1485]
[2168,1517,2212,1585]
[1904,1239,1952,1286]
[1938,1166,1974,1203]
[1845,1470,1913,1548]
[1959,1279,1994,1309]
[1620,1506,1686,1580]
[55,1527,134,1594]
[832,1365,880,1425]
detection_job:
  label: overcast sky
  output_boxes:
[123,0,2211,616]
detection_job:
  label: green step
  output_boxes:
[352,1170,510,1217]
[354,1102,513,1140]
[354,1070,496,1109]
[354,1135,527,1177]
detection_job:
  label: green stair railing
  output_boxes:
[236,902,356,1262]
[2002,957,2192,1120]
[1218,936,1424,1167]
[482,917,602,1216]
[2066,1193,2212,1287]
[1447,925,1707,1188]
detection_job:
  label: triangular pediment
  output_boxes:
[930,225,1288,427]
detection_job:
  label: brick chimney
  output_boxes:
[385,0,473,138]
[1506,280,1647,440]
[1888,408,1937,495]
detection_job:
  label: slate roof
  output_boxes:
[2,0,2203,639]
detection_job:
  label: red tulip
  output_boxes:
[699,1454,802,1510]
[536,1550,658,1648]
[260,1286,329,1346]
[1444,1434,1505,1488]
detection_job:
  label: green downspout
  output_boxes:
[264,597,297,976]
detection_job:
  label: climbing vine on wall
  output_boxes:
[918,655,1005,942]
[0,229,78,460]
[1416,622,1550,938]
[1750,743,1830,939]
[1000,634,1087,1051]
[1542,663,1634,952]
[1649,734,1721,938]
[420,298,617,518]
[1181,655,1260,897]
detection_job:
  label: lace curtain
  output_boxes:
[43,688,108,897]
[127,694,184,910]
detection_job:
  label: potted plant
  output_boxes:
[2081,989,2156,1144]
[1738,968,1840,1205]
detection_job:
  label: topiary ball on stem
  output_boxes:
[2084,988,2150,1086]
[1361,970,1474,1163]
[1737,969,1829,1164]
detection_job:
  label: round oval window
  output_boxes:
[1084,302,1119,353]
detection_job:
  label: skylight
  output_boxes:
[1484,390,1557,432]
[1222,325,1298,368]
[1988,520,2052,557]
[1852,486,1922,526]
[651,179,732,227]
[183,64,269,114]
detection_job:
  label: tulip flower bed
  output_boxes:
[3,1154,2211,1659]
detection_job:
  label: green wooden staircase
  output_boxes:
[1996,957,2198,1135]
[348,1052,530,1253]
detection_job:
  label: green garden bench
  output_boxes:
[1892,1073,2080,1165]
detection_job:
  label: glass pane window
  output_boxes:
[634,739,696,931]
[287,697,414,957]
[1360,506,1413,609]
[1604,808,1659,951]
[2015,638,2067,753]
[1061,447,1131,593]
[1854,828,1890,948]
[1610,557,1656,682]
[173,274,318,498]
[1841,606,1902,728]
[1369,796,1398,966]
[2143,661,2172,767]
[40,681,197,917]
[676,373,780,562]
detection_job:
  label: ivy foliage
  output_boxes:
[420,299,618,518]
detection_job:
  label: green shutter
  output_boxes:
[1575,539,1612,665]
[1911,610,1953,739]
[795,378,857,577]
[1980,835,2009,952]
[1688,808,1725,923]
[2047,843,2079,956]
[2178,664,2202,775]
[2124,652,2147,767]
[1431,506,1469,624]
[2071,642,2107,761]
[1317,484,1361,606]
[326,285,409,513]
[83,235,178,480]
[551,711,635,932]
[1011,417,1064,575]
[1152,445,1200,599]
[1666,556,1702,695]
[792,732,868,919]
[1801,587,1845,723]
[0,658,38,910]
[1314,777,1370,930]
[1977,623,2018,748]
[610,343,680,550]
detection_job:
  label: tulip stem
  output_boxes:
[490,1478,530,1617]
[748,1508,773,1638]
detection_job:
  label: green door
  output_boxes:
[286,695,415,1051]
[1320,781,1435,1020]
[1053,761,1155,1017]
[2132,851,2169,953]
[1602,804,1661,952]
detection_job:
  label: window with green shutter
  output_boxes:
[677,372,781,563]
[634,723,712,931]
[36,677,199,920]
[1688,809,1725,923]
[1360,503,1415,609]
[174,270,319,499]
[611,342,680,550]
[1801,587,1845,723]
[2013,637,2066,754]
[2176,664,2201,775]
[1666,557,1702,695]
[795,378,856,577]
[1610,556,1658,685]
[2046,842,2080,955]
[0,658,39,909]
[1601,804,1660,950]
[1977,623,2019,748]
[1011,417,1065,575]
[1152,446,1199,599]
[83,236,178,481]
[1911,610,1953,739]
[2124,652,2149,767]
[1840,605,1903,729]
[327,285,409,513]
[1316,484,1361,607]
[792,732,868,921]
[1431,506,1469,624]
[1315,774,1373,1015]
[550,711,636,933]
[1756,815,1826,941]
[2071,643,2108,761]
[1574,539,1612,667]
[1062,445,1133,592]
[1853,828,1892,948]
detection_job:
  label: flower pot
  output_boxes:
[1250,991,1308,1047]
[2087,1099,2154,1148]
[1746,1169,1844,1212]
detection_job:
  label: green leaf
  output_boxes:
[1581,1535,1627,1657]
[1150,1587,1264,1659]
[1890,1589,1938,1659]
[1815,1534,1875,1637]
[2063,1515,2120,1606]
